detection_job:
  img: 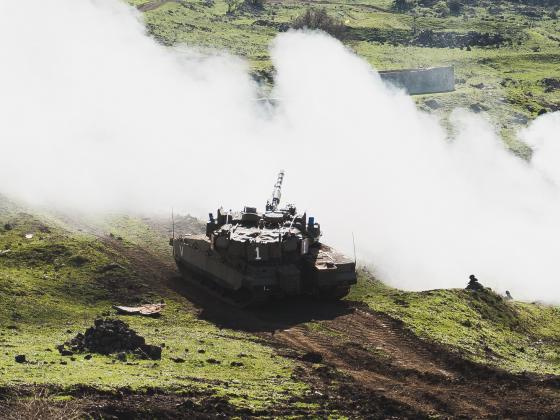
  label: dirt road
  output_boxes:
[106,235,560,418]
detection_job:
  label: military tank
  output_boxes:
[171,171,356,306]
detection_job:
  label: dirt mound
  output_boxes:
[60,319,161,360]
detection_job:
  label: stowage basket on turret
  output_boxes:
[170,171,357,306]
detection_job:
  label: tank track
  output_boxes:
[175,258,350,307]
[175,258,270,308]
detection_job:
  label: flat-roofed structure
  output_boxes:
[379,66,455,95]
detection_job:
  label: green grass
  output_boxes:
[0,198,306,410]
[127,0,560,148]
[349,272,560,374]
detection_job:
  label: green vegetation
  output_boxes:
[127,0,560,154]
[349,272,560,374]
[0,197,305,410]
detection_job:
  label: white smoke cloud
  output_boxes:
[1,0,560,301]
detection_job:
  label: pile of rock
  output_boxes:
[59,319,161,360]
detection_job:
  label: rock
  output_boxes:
[84,354,92,360]
[57,345,74,356]
[116,352,127,362]
[59,318,162,360]
[424,99,441,109]
[541,78,560,93]
[301,352,323,363]
[469,103,481,113]
[97,263,124,273]
[230,361,244,367]
[466,274,484,291]
[197,349,206,354]
[15,354,26,363]
[206,358,221,364]
[3,223,13,231]
[171,357,186,363]
[140,344,162,360]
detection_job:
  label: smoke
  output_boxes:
[1,0,560,301]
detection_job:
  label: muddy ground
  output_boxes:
[3,232,560,418]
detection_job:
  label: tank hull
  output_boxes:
[172,235,356,306]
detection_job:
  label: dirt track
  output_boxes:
[137,0,178,12]
[101,235,560,418]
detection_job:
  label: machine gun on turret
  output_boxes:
[171,170,356,306]
[266,170,285,212]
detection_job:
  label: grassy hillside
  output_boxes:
[349,272,560,375]
[128,0,560,154]
[0,198,306,411]
[3,194,560,415]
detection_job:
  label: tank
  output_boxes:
[171,171,357,306]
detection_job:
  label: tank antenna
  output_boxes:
[352,232,357,266]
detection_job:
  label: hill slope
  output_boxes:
[2,195,560,417]
[128,0,560,153]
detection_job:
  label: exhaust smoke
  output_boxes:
[1,0,560,301]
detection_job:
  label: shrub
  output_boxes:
[448,0,464,15]
[225,0,242,14]
[393,0,416,12]
[291,8,347,39]
[244,0,265,10]
[434,0,450,17]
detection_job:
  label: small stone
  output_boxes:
[84,354,92,360]
[230,361,244,367]
[424,99,440,109]
[197,349,205,354]
[206,358,221,364]
[171,357,186,363]
[301,352,323,363]
[15,354,26,363]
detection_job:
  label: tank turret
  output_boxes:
[171,171,356,306]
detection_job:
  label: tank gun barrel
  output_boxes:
[266,170,285,212]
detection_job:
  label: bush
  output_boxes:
[244,0,265,10]
[291,8,347,40]
[393,0,416,12]
[434,0,450,17]
[225,0,242,14]
[448,0,464,15]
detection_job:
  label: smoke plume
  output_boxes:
[1,0,560,301]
